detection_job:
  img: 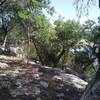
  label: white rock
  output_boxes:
[37,97,42,100]
[0,62,9,69]
[34,74,40,80]
[61,74,88,90]
[40,81,48,88]
[52,75,62,81]
[28,61,36,65]
[52,74,88,91]
[43,65,52,69]
[0,74,7,76]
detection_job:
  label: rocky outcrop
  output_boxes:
[0,62,10,69]
[0,46,24,57]
[0,60,88,100]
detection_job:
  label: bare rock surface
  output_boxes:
[0,62,10,69]
[0,57,88,100]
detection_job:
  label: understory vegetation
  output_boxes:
[0,0,100,76]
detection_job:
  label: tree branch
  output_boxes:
[57,46,65,60]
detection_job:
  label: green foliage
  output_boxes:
[87,68,95,77]
[34,15,56,45]
[54,18,82,48]
[82,18,100,42]
[54,17,83,66]
[0,0,99,73]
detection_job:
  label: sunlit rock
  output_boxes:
[52,74,88,91]
[0,62,9,69]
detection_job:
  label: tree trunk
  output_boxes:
[57,46,65,60]
[2,34,10,52]
[80,71,100,100]
[26,26,31,63]
[32,39,45,65]
[3,34,7,47]
[31,38,65,67]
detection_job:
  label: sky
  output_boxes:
[46,0,100,24]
